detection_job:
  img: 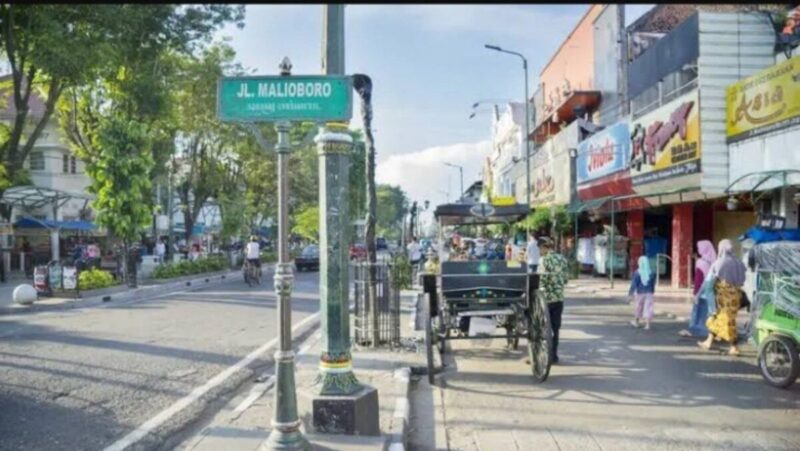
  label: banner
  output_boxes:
[531,121,577,207]
[63,266,78,290]
[629,90,701,186]
[576,121,630,184]
[726,56,800,143]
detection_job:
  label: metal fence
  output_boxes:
[352,260,400,348]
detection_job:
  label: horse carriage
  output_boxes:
[420,201,553,384]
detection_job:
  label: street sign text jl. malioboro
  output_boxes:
[217,75,352,122]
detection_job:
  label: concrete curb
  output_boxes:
[386,367,411,451]
[1,264,276,316]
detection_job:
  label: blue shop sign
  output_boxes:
[576,121,630,184]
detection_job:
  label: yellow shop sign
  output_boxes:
[726,56,800,143]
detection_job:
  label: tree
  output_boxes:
[57,5,244,283]
[292,205,320,242]
[375,184,408,240]
[0,5,244,218]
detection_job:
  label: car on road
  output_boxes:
[376,237,388,251]
[295,245,320,272]
[349,243,367,260]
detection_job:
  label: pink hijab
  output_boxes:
[695,240,716,277]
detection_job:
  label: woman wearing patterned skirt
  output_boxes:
[698,239,746,356]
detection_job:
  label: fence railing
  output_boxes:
[352,261,400,348]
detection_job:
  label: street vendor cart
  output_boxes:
[747,239,800,388]
[420,201,553,384]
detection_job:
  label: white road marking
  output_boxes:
[103,312,320,451]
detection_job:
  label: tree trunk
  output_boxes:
[353,74,380,346]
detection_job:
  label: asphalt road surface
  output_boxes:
[410,295,800,450]
[0,270,321,451]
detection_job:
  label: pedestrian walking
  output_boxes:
[679,240,716,338]
[155,238,166,264]
[698,239,747,356]
[526,233,540,274]
[407,236,422,267]
[537,238,568,363]
[629,255,656,330]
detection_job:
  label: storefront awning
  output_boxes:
[532,91,602,144]
[1,185,94,210]
[725,170,800,195]
[568,186,709,216]
[14,216,97,231]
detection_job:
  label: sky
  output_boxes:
[217,4,654,226]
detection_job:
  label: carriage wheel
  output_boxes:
[528,295,553,383]
[424,296,436,384]
[436,313,449,356]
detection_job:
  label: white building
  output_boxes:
[0,79,94,268]
[489,102,526,198]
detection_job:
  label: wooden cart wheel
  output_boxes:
[528,294,553,383]
[436,312,449,355]
[424,294,436,384]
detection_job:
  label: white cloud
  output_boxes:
[376,140,491,218]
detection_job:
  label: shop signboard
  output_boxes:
[629,90,701,186]
[531,121,578,207]
[48,264,62,291]
[576,121,630,184]
[726,56,800,144]
[63,266,78,290]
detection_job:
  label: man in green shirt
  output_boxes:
[537,238,568,363]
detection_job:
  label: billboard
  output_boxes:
[726,56,800,143]
[629,90,701,186]
[576,121,630,184]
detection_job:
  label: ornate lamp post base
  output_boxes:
[311,124,379,436]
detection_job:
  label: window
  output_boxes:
[70,156,77,174]
[29,152,44,171]
[63,154,69,173]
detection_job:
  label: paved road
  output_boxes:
[410,294,800,450]
[0,270,320,451]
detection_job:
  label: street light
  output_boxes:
[444,162,464,201]
[484,44,532,215]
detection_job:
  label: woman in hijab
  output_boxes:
[698,239,747,356]
[679,240,717,337]
[629,255,657,330]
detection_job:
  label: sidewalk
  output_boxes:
[566,273,695,321]
[0,265,269,315]
[178,290,425,451]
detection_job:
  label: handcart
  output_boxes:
[748,241,800,388]
[421,201,553,385]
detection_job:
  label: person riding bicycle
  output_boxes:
[245,236,261,272]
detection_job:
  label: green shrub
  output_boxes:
[390,254,412,290]
[152,256,229,280]
[79,268,116,291]
[260,250,277,263]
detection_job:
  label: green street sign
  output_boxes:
[217,75,352,122]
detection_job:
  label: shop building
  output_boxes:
[487,102,526,199]
[574,9,777,288]
[725,54,800,233]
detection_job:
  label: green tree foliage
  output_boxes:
[0,5,244,218]
[172,42,246,241]
[84,116,154,243]
[376,184,409,240]
[291,205,320,242]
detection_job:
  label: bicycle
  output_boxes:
[243,259,262,287]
